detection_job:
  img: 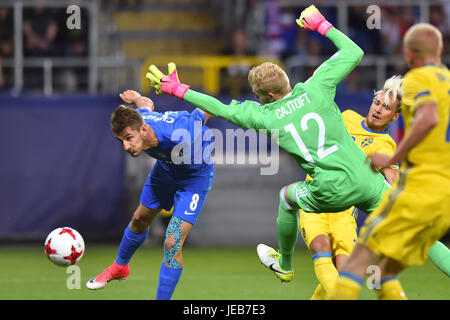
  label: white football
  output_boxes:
[44,227,85,266]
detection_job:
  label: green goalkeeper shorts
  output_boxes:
[286,176,390,214]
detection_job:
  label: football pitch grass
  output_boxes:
[0,245,448,300]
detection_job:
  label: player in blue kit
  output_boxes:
[86,86,215,300]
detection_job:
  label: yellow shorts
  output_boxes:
[299,207,358,257]
[359,167,450,267]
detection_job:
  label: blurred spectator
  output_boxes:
[280,5,337,60]
[284,29,308,84]
[0,63,5,90]
[222,28,255,57]
[244,0,266,56]
[22,2,60,91]
[397,6,416,38]
[55,6,89,91]
[379,7,402,55]
[286,29,308,58]
[118,0,143,10]
[54,5,88,57]
[380,6,416,55]
[0,7,13,91]
[0,7,13,57]
[348,6,384,55]
[303,38,322,81]
[443,1,450,36]
[264,0,284,58]
[279,7,298,59]
[430,5,449,35]
[221,28,255,95]
[23,4,59,57]
[101,0,142,10]
[339,68,362,93]
[430,4,450,55]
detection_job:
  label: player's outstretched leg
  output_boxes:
[257,186,299,282]
[86,261,130,290]
[86,223,147,289]
[277,186,300,271]
[309,235,339,299]
[375,257,406,300]
[156,216,192,300]
[87,204,158,290]
[257,243,294,282]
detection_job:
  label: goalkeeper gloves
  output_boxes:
[296,5,333,36]
[146,62,190,100]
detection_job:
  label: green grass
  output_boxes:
[0,245,448,300]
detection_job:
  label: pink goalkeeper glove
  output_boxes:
[296,5,333,36]
[146,62,190,99]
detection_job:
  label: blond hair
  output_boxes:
[403,23,443,59]
[248,62,291,96]
[374,75,403,112]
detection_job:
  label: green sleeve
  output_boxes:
[306,28,364,90]
[428,241,450,277]
[184,89,264,130]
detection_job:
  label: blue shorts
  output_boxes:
[140,161,215,225]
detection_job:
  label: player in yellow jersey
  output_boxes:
[330,23,450,300]
[299,75,402,300]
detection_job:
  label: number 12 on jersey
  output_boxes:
[284,112,338,163]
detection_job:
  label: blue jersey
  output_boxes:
[137,108,214,176]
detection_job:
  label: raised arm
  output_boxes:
[119,89,155,111]
[368,103,438,172]
[146,62,263,130]
[298,5,364,90]
[184,90,263,130]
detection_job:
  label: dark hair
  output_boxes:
[110,105,144,136]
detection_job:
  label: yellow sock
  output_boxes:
[328,272,362,300]
[310,284,327,300]
[376,277,407,300]
[312,253,339,296]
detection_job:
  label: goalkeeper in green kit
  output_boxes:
[146,6,390,282]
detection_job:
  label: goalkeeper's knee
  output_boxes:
[279,185,298,211]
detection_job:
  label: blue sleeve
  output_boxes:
[190,108,207,125]
[184,90,264,130]
[136,108,161,117]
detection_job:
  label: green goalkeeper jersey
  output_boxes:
[183,28,388,213]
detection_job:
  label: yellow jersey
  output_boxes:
[305,109,399,179]
[401,63,450,176]
[300,109,399,254]
[359,64,450,267]
[342,109,399,171]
